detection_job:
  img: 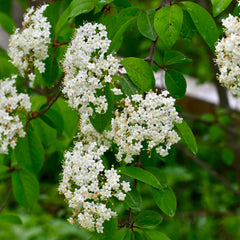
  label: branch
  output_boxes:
[143,38,158,67]
[0,186,12,213]
[177,145,240,198]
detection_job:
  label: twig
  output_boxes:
[0,186,12,213]
[177,145,240,198]
[144,39,158,67]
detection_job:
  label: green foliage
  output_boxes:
[211,0,232,17]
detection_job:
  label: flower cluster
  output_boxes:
[111,90,182,163]
[215,14,240,96]
[8,4,51,87]
[62,22,120,116]
[0,76,31,154]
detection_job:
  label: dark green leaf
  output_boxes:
[121,57,155,92]
[145,167,168,188]
[0,56,18,79]
[221,148,234,165]
[113,0,131,7]
[0,215,22,224]
[16,0,28,10]
[119,74,142,96]
[14,123,44,173]
[163,50,191,65]
[95,0,114,13]
[12,169,39,209]
[165,69,186,99]
[175,120,198,155]
[137,9,157,41]
[124,187,142,211]
[181,1,219,52]
[180,10,196,40]
[211,0,232,17]
[152,187,177,217]
[144,230,171,240]
[0,0,12,14]
[0,12,16,34]
[0,165,9,175]
[119,166,163,190]
[132,231,144,240]
[154,5,183,48]
[68,0,96,18]
[135,210,163,227]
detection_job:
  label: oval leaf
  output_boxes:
[137,9,157,41]
[124,187,142,211]
[165,69,186,99]
[135,210,163,227]
[154,5,183,48]
[152,187,177,217]
[175,119,198,155]
[181,1,219,52]
[119,166,163,190]
[211,0,232,17]
[0,12,16,34]
[0,215,22,224]
[163,50,191,65]
[12,169,39,209]
[121,57,155,92]
[144,230,171,240]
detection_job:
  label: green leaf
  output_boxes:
[119,166,163,190]
[211,0,232,17]
[180,10,196,40]
[12,169,39,209]
[135,210,163,227]
[200,113,215,122]
[163,50,191,65]
[0,215,22,224]
[0,165,9,175]
[16,0,28,10]
[144,230,171,240]
[119,74,142,96]
[90,84,114,133]
[152,187,176,217]
[108,7,139,53]
[137,9,157,41]
[121,57,155,92]
[175,120,198,155]
[0,12,16,34]
[181,1,219,52]
[14,123,44,173]
[221,148,234,166]
[0,56,18,79]
[154,5,183,48]
[165,69,186,99]
[124,187,142,211]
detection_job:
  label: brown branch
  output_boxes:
[177,145,240,198]
[0,186,12,213]
[144,38,158,67]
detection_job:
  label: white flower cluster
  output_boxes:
[215,14,240,96]
[0,76,31,154]
[62,22,120,116]
[111,90,182,163]
[58,141,130,233]
[8,4,51,87]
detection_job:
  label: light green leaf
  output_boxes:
[137,9,157,41]
[121,57,155,92]
[165,69,186,99]
[0,56,18,79]
[211,0,232,17]
[0,165,9,175]
[0,215,22,224]
[175,120,198,155]
[0,12,16,34]
[181,1,219,52]
[144,230,171,240]
[154,5,183,48]
[12,169,39,209]
[119,166,163,190]
[152,187,177,217]
[135,210,163,227]
[163,50,191,65]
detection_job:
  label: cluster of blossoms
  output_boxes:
[0,76,31,154]
[62,22,121,116]
[215,14,240,96]
[111,90,182,163]
[8,4,51,87]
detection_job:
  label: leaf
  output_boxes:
[175,120,198,155]
[180,10,196,40]
[154,5,183,48]
[12,169,39,209]
[14,123,44,173]
[221,148,234,166]
[124,187,142,211]
[0,215,22,224]
[163,50,191,65]
[90,84,114,133]
[137,9,157,41]
[0,165,9,175]
[165,69,186,99]
[211,0,232,17]
[119,166,163,190]
[108,7,139,53]
[181,1,219,52]
[144,230,171,240]
[16,0,28,10]
[0,12,16,34]
[121,57,155,92]
[152,187,177,217]
[118,74,142,96]
[0,56,18,79]
[135,210,163,227]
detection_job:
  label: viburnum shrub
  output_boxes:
[1,0,240,239]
